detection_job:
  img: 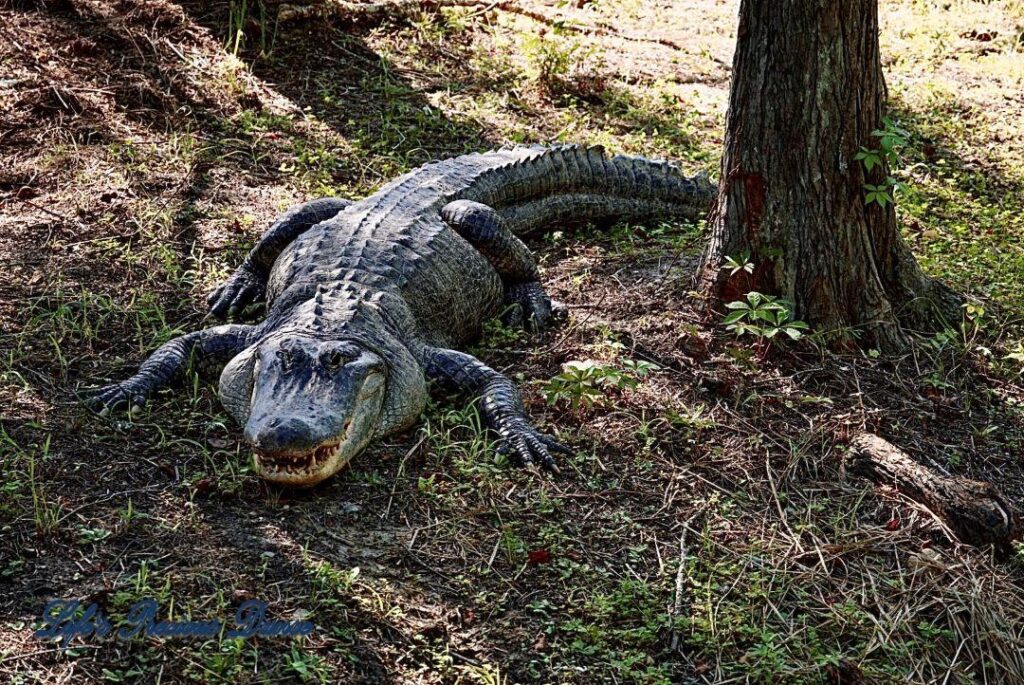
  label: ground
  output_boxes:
[1,0,1024,683]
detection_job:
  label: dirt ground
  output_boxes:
[2,0,1024,683]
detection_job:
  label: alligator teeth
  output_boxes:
[256,441,342,476]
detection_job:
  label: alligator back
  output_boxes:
[266,145,713,346]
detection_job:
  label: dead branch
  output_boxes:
[273,0,704,59]
[845,432,1018,550]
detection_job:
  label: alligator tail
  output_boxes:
[464,144,716,235]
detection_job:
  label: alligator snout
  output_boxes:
[244,415,320,453]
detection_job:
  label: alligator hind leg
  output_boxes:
[87,324,257,415]
[209,197,352,319]
[441,200,562,333]
[423,346,571,471]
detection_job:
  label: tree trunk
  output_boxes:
[699,0,960,350]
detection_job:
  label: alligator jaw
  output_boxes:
[253,442,337,483]
[253,419,355,487]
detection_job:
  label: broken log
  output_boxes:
[845,432,1018,550]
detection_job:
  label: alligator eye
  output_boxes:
[323,350,346,371]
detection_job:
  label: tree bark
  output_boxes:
[699,0,960,350]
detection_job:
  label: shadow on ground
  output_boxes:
[0,1,517,681]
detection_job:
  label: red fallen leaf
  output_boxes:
[527,549,551,565]
[885,518,901,531]
[195,477,217,493]
[462,609,475,625]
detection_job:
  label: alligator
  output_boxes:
[88,145,714,486]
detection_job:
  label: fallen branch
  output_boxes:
[276,0,407,24]
[844,432,1018,550]
[273,0,705,58]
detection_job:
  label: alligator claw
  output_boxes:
[503,282,559,334]
[208,266,265,320]
[85,383,137,416]
[494,415,570,473]
[550,299,568,324]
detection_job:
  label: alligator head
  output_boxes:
[217,329,425,486]
[221,335,385,485]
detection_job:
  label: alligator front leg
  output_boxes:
[441,200,563,333]
[423,346,571,471]
[87,325,257,415]
[209,197,352,319]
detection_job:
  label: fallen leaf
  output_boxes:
[527,549,551,565]
[194,477,216,493]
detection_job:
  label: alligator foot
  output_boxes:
[86,382,149,416]
[502,281,564,333]
[489,409,571,472]
[85,325,257,417]
[208,265,266,320]
[424,345,572,472]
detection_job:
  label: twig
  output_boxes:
[8,198,88,231]
[669,505,708,651]
[382,432,427,520]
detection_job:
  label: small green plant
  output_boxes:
[959,301,990,350]
[309,561,360,598]
[923,327,960,355]
[417,474,439,496]
[76,526,112,545]
[285,645,330,683]
[856,117,910,170]
[476,317,524,351]
[227,0,274,56]
[864,177,901,207]
[29,436,60,536]
[520,29,603,94]
[723,292,809,341]
[543,359,658,409]
[1005,342,1024,374]
[666,403,716,433]
[857,117,910,207]
[722,250,754,276]
[872,117,910,163]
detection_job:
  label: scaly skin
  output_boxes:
[88,145,714,486]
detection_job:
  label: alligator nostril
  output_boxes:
[248,416,314,452]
